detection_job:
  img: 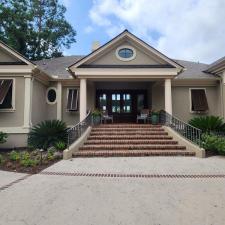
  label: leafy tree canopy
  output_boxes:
[0,0,76,60]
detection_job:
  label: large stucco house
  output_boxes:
[0,30,225,150]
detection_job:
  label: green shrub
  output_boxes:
[92,109,102,117]
[20,159,38,167]
[202,134,225,155]
[189,116,225,133]
[54,141,66,151]
[0,132,7,144]
[9,151,20,161]
[28,120,68,150]
[21,151,30,160]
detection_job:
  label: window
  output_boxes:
[46,88,57,104]
[118,48,133,58]
[67,88,79,111]
[112,94,120,113]
[122,94,131,113]
[116,45,136,61]
[190,89,209,112]
[0,79,13,110]
[99,94,107,111]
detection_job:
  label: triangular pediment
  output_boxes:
[69,30,183,70]
[0,41,34,65]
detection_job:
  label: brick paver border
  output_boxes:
[40,171,225,179]
[0,174,31,192]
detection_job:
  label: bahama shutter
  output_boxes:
[67,89,79,111]
[191,89,209,111]
[0,79,13,104]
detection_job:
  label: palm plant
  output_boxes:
[0,132,7,144]
[28,120,68,150]
[189,116,225,133]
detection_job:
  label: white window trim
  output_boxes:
[46,87,57,105]
[66,88,79,112]
[0,77,16,112]
[189,88,208,114]
[115,45,136,61]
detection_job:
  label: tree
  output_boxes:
[0,0,76,60]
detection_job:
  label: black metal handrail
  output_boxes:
[159,110,202,147]
[67,110,92,148]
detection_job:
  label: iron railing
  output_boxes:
[159,110,202,147]
[67,110,92,148]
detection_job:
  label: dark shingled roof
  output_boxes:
[208,56,225,68]
[173,59,217,79]
[34,55,84,79]
[205,56,225,74]
[34,56,218,80]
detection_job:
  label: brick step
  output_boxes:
[84,140,178,145]
[90,131,168,135]
[92,128,165,132]
[88,135,173,140]
[79,145,186,151]
[73,150,195,157]
[97,124,162,128]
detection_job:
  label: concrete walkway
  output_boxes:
[0,156,225,225]
[0,171,28,188]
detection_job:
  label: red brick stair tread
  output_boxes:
[73,150,195,157]
[84,140,178,145]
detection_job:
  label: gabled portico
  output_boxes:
[68,30,183,121]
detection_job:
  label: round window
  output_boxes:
[116,46,136,61]
[46,88,57,104]
[118,48,134,58]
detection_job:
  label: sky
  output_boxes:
[60,0,225,64]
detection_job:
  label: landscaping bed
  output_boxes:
[0,149,63,174]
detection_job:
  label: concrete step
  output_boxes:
[79,145,186,151]
[96,124,162,128]
[84,140,178,145]
[91,127,165,132]
[73,150,195,157]
[90,131,169,135]
[88,135,173,140]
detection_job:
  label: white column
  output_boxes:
[80,78,87,121]
[165,78,172,114]
[57,82,62,120]
[222,71,225,119]
[24,75,32,128]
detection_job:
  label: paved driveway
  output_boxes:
[0,156,225,225]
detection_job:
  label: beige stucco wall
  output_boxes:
[86,41,166,66]
[152,83,165,110]
[0,48,20,62]
[46,81,57,120]
[172,86,221,122]
[31,78,48,125]
[0,134,27,149]
[0,76,25,127]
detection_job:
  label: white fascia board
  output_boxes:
[74,68,178,77]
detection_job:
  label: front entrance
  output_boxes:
[96,90,148,122]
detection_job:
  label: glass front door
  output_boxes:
[96,90,147,122]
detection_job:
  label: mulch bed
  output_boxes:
[205,150,218,158]
[0,150,62,174]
